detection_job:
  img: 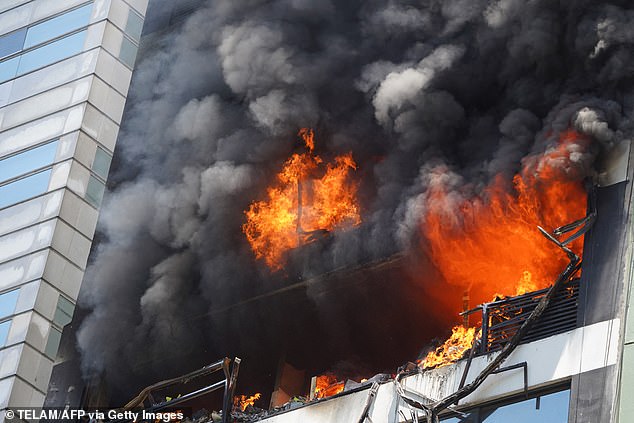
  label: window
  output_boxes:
[0,3,92,76]
[17,30,87,76]
[0,141,58,184]
[24,3,93,49]
[44,326,62,359]
[0,56,19,82]
[0,169,52,209]
[125,9,144,42]
[441,389,570,423]
[92,147,111,179]
[0,28,26,59]
[85,175,105,207]
[0,320,10,347]
[119,36,138,68]
[0,289,19,320]
[0,30,88,83]
[53,295,74,327]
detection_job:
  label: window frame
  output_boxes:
[0,2,95,84]
[439,383,571,423]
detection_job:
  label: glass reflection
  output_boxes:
[480,390,569,423]
[0,289,19,320]
[0,320,10,346]
[92,147,111,179]
[45,327,62,359]
[0,141,58,184]
[0,28,26,58]
[0,169,52,209]
[24,3,93,49]
[440,390,570,423]
[0,56,18,82]
[125,9,143,42]
[85,175,105,207]
[118,36,138,68]
[17,30,87,76]
[53,296,74,327]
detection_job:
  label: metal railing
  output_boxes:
[479,278,579,353]
[122,357,241,423]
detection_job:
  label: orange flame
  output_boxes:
[422,129,588,306]
[234,393,262,411]
[243,129,361,270]
[314,374,345,399]
[421,326,478,369]
[419,130,590,368]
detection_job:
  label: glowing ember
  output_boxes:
[243,129,361,270]
[421,326,478,369]
[234,393,262,411]
[314,374,345,399]
[421,129,588,306]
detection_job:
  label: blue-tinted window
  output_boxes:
[0,56,19,82]
[0,320,10,347]
[440,390,570,423]
[480,390,569,423]
[0,141,58,184]
[0,28,26,58]
[441,414,476,423]
[16,30,87,77]
[0,289,19,320]
[24,3,93,49]
[0,169,52,209]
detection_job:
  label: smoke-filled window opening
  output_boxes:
[438,383,571,423]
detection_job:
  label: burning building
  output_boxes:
[40,0,634,423]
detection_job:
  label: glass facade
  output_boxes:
[0,141,58,183]
[0,0,147,411]
[441,389,570,423]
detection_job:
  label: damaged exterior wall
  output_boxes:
[254,320,619,423]
[252,139,634,423]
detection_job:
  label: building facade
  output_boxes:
[0,0,146,412]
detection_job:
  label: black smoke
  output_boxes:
[76,0,633,403]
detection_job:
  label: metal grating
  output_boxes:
[480,278,579,353]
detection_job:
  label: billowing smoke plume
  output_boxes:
[77,0,634,399]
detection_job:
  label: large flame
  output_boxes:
[421,326,478,369]
[419,130,590,368]
[422,130,588,305]
[243,129,361,270]
[314,374,345,399]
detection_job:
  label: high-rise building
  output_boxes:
[0,0,147,412]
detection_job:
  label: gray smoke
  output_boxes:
[76,0,634,395]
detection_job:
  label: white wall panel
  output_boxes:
[81,103,118,151]
[0,251,48,292]
[0,49,99,108]
[0,104,84,160]
[42,250,83,299]
[0,220,55,264]
[0,191,63,238]
[0,76,92,132]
